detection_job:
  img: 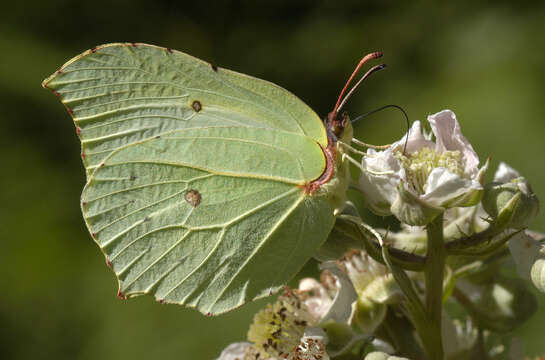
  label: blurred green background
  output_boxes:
[2,1,545,359]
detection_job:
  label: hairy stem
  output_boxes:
[424,213,446,359]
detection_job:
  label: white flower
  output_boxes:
[358,110,487,225]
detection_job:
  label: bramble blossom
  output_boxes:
[358,110,487,225]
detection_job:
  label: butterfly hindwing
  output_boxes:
[83,131,335,314]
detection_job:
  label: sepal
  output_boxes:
[391,182,444,226]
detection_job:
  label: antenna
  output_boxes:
[336,64,386,114]
[332,52,384,117]
[352,104,411,154]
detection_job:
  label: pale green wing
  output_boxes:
[42,43,328,177]
[44,43,337,314]
[83,128,335,315]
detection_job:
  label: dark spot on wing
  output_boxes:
[210,64,218,72]
[191,100,202,112]
[130,175,137,181]
[184,189,202,207]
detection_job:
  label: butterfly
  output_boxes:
[43,43,384,315]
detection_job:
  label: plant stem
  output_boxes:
[424,213,446,359]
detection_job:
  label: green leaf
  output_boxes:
[43,43,350,314]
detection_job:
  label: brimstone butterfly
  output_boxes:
[43,43,383,315]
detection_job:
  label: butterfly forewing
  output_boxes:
[43,43,328,177]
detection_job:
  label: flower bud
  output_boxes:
[482,163,539,229]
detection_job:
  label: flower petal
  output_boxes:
[392,120,435,154]
[428,110,480,176]
[421,167,482,207]
[217,342,251,360]
[359,148,403,215]
[319,261,358,325]
[298,278,333,321]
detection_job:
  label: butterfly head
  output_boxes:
[326,110,350,141]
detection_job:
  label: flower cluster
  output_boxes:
[218,110,543,360]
